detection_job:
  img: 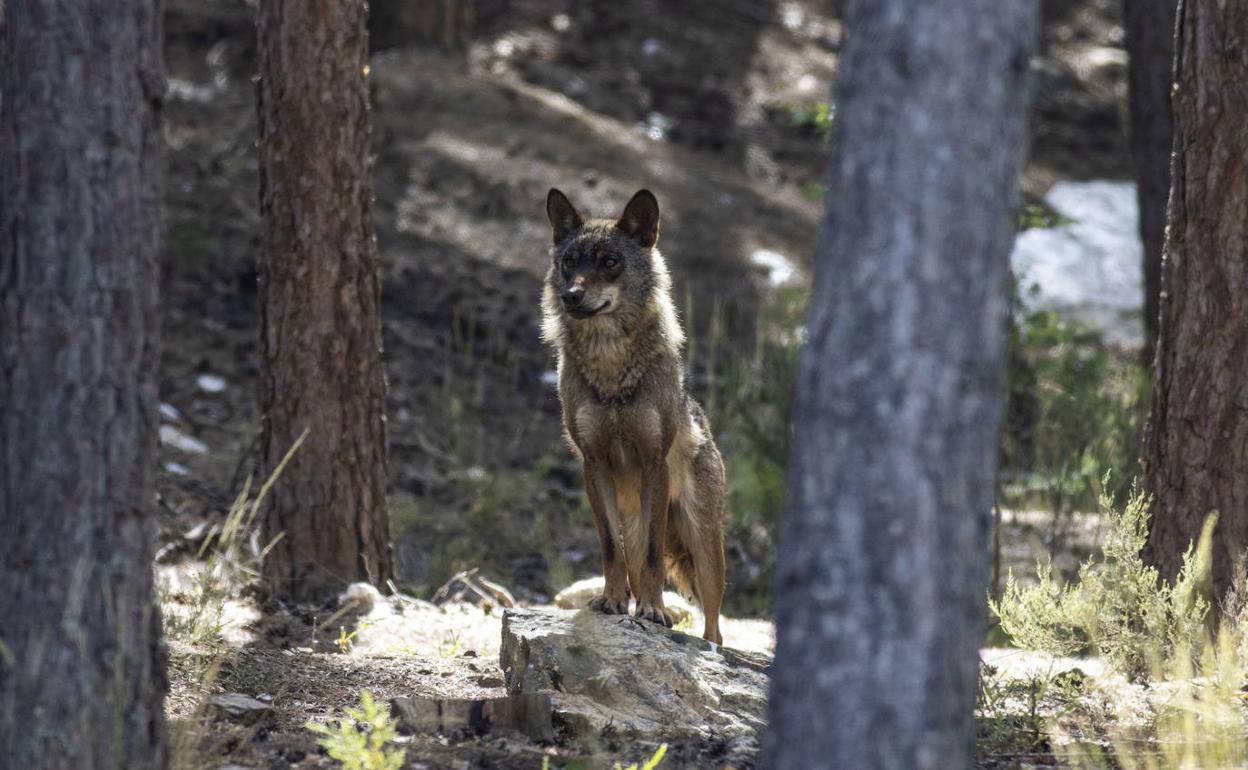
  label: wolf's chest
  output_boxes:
[572,338,646,402]
[572,401,694,512]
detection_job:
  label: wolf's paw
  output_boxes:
[588,593,629,615]
[633,601,674,628]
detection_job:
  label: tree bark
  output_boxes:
[257,0,393,603]
[1123,0,1177,367]
[763,0,1035,767]
[0,1,167,768]
[1142,0,1248,598]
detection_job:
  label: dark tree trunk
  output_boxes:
[257,0,393,603]
[1142,0,1248,599]
[763,0,1035,767]
[0,1,167,767]
[1123,0,1177,366]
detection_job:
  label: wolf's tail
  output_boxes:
[665,530,702,606]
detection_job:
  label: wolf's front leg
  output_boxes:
[583,459,630,614]
[633,458,672,627]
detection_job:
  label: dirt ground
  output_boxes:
[155,0,1133,767]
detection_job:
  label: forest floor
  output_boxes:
[155,0,1134,767]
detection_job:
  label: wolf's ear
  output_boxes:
[547,188,584,245]
[617,189,660,248]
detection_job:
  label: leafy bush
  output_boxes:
[307,691,406,770]
[990,487,1211,680]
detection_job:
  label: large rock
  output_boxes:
[500,608,770,741]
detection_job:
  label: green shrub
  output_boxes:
[307,691,406,770]
[772,101,834,137]
[990,487,1211,680]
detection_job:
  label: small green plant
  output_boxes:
[991,487,1212,681]
[162,431,306,660]
[672,612,693,633]
[773,101,834,137]
[615,744,668,770]
[1018,203,1075,231]
[439,630,464,658]
[338,625,359,653]
[307,691,406,770]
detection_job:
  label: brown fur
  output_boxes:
[541,188,727,645]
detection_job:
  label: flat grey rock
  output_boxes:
[500,608,770,741]
[208,693,273,725]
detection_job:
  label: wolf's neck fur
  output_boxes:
[543,250,684,403]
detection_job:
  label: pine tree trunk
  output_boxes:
[1122,0,1177,366]
[257,0,393,603]
[763,0,1035,766]
[0,1,168,767]
[1142,0,1248,598]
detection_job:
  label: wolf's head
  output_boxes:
[543,188,663,322]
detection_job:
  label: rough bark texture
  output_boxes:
[257,0,393,602]
[0,1,168,767]
[1123,0,1177,366]
[1142,0,1248,597]
[762,0,1035,767]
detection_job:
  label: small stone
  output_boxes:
[160,425,208,455]
[341,582,383,613]
[197,374,227,393]
[208,693,273,725]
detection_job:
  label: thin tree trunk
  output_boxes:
[1123,0,1177,366]
[0,1,167,767]
[257,0,393,602]
[763,0,1035,766]
[1142,0,1248,598]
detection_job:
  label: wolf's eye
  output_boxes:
[603,257,619,269]
[562,256,576,271]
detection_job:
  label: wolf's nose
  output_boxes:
[560,286,585,306]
